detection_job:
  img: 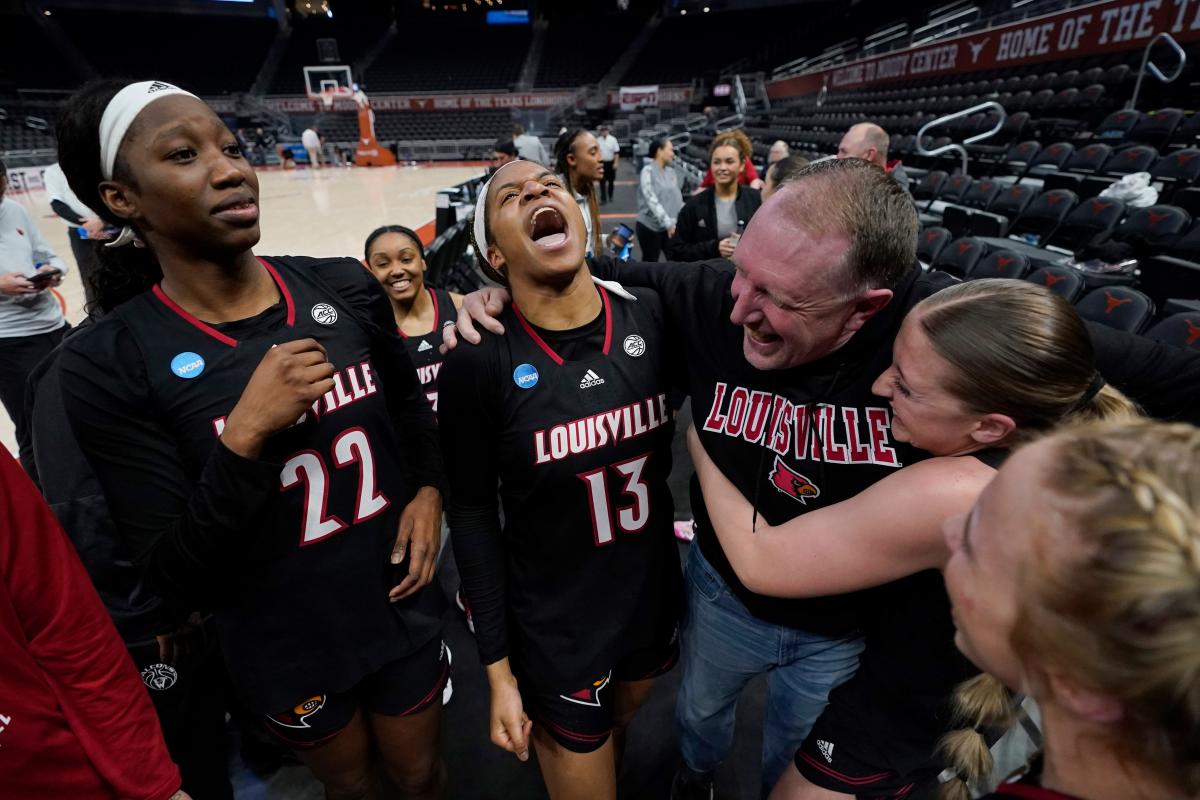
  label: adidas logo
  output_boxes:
[579,369,605,389]
[816,739,834,764]
[417,339,433,352]
[147,81,173,93]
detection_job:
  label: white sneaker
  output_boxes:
[441,644,454,706]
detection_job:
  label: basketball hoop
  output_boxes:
[320,90,336,111]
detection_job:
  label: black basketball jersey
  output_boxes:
[111,256,442,712]
[446,286,682,690]
[399,286,457,412]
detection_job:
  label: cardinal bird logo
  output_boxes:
[769,456,821,505]
[269,695,327,729]
[561,672,612,707]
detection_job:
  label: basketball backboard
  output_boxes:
[303,65,353,108]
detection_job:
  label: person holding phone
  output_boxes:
[0,156,69,445]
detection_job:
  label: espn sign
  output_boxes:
[769,0,1200,97]
[619,85,660,111]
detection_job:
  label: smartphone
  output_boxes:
[608,222,634,254]
[28,268,62,288]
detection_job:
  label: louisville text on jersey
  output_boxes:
[702,382,900,467]
[211,360,379,436]
[534,393,670,465]
[416,361,441,386]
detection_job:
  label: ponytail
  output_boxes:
[554,128,602,255]
[938,674,1018,800]
[56,78,163,314]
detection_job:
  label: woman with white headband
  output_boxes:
[439,158,683,799]
[54,79,449,799]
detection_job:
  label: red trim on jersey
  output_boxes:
[257,257,296,326]
[511,286,612,366]
[151,257,297,347]
[396,288,437,339]
[796,751,894,785]
[994,783,1080,799]
[151,285,238,348]
[535,715,611,744]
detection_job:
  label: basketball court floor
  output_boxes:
[5,160,769,798]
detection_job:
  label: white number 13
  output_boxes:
[578,453,652,547]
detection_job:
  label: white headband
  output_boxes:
[99,81,198,180]
[470,160,635,300]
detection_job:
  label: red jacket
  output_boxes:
[700,159,760,188]
[0,450,181,800]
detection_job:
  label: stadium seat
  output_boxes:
[966,250,1031,281]
[1094,109,1142,142]
[1027,266,1086,303]
[913,170,948,205]
[932,237,986,278]
[968,184,1036,237]
[1065,143,1114,174]
[1150,149,1200,195]
[918,226,952,264]
[1108,205,1192,256]
[1075,286,1155,333]
[1021,142,1074,178]
[1006,189,1079,244]
[1144,312,1200,350]
[1129,108,1185,149]
[1105,145,1159,176]
[1137,255,1200,311]
[1168,220,1200,261]
[1045,197,1126,253]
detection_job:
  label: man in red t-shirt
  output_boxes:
[0,448,186,800]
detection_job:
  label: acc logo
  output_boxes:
[311,303,338,325]
[769,455,820,505]
[141,663,178,691]
[623,334,646,357]
[270,695,327,729]
[170,352,205,379]
[513,363,539,390]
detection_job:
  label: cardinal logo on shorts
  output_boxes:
[560,671,612,707]
[769,456,820,505]
[270,695,327,729]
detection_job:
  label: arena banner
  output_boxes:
[259,92,578,113]
[768,0,1200,98]
[618,85,661,110]
[3,165,47,194]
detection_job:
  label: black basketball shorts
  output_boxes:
[520,627,679,754]
[263,636,449,748]
[795,704,943,799]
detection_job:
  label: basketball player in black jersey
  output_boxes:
[364,225,462,413]
[688,280,1150,799]
[54,80,448,799]
[440,159,683,799]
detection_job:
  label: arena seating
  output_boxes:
[269,16,390,96]
[365,20,530,93]
[315,109,511,145]
[0,14,78,91]
[53,9,276,95]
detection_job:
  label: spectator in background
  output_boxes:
[761,154,811,201]
[636,136,684,263]
[700,128,764,191]
[42,161,110,311]
[0,157,68,444]
[251,127,275,166]
[300,125,322,169]
[767,139,790,168]
[596,123,620,204]
[667,132,762,262]
[837,122,908,191]
[512,123,549,165]
[0,447,189,800]
[555,128,605,257]
[491,138,518,173]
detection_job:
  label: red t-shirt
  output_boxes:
[0,450,181,800]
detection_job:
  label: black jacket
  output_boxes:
[665,185,762,262]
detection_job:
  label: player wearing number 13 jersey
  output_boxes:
[440,160,682,796]
[55,82,447,797]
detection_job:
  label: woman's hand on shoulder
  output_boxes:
[440,286,511,353]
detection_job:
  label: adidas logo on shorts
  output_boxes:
[579,369,605,389]
[816,739,835,764]
[417,339,433,352]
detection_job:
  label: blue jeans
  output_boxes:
[676,545,863,794]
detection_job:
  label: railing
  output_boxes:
[714,112,745,133]
[1127,32,1187,111]
[916,100,1006,176]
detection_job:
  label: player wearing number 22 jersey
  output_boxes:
[59,256,447,728]
[440,282,683,751]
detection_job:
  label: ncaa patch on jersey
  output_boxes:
[623,334,646,357]
[141,663,178,691]
[513,363,539,390]
[170,351,205,379]
[311,303,338,325]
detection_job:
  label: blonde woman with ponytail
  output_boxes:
[688,279,1143,799]
[944,419,1200,800]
